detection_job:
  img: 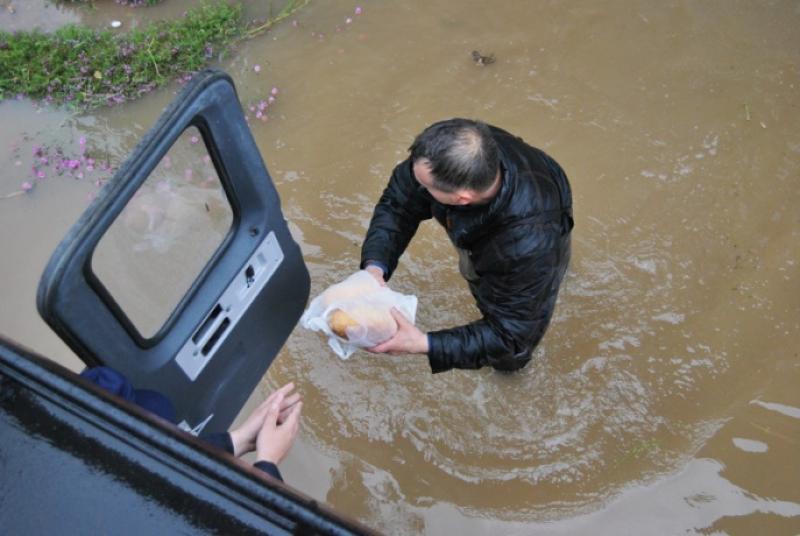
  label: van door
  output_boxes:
[37,69,309,433]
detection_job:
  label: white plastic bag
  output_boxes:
[300,270,418,359]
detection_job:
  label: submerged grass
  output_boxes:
[0,1,308,109]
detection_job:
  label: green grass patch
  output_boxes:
[0,2,243,108]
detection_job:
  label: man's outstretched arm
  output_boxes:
[360,160,432,281]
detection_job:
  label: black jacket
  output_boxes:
[361,126,573,372]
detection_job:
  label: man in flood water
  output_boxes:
[361,118,573,372]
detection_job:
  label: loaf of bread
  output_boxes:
[300,270,416,357]
[328,309,360,339]
[327,304,397,342]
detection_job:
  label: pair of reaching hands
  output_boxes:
[229,382,303,464]
[363,265,429,355]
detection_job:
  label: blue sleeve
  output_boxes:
[254,460,283,482]
[200,432,234,454]
[200,433,283,481]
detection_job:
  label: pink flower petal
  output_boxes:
[21,181,33,191]
[355,6,363,15]
[254,64,261,73]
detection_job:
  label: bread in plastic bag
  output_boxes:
[300,270,418,359]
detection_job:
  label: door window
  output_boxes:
[91,126,233,339]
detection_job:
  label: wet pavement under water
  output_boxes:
[1,1,799,534]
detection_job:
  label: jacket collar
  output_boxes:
[441,151,514,246]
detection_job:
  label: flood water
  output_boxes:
[1,1,799,534]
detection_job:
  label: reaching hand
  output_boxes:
[364,264,387,287]
[229,383,301,457]
[368,308,429,355]
[256,394,303,465]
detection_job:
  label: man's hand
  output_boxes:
[256,394,303,465]
[229,383,301,457]
[364,264,386,287]
[368,308,428,355]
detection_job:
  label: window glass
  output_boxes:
[92,126,233,339]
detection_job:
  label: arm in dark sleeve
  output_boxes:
[427,226,564,372]
[360,159,432,280]
[200,432,284,482]
[200,432,234,454]
[253,460,283,482]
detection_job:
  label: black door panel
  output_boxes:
[37,70,309,432]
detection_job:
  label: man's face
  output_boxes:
[412,160,471,206]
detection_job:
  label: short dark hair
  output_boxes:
[408,118,499,192]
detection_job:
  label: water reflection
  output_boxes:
[0,0,80,33]
[92,126,232,338]
[411,458,800,535]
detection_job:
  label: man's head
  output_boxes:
[409,118,500,206]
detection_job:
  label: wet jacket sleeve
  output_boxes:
[427,225,563,372]
[360,160,432,280]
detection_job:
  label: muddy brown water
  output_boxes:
[2,1,799,534]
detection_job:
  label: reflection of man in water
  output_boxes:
[361,118,573,372]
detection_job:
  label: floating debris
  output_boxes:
[471,50,496,66]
